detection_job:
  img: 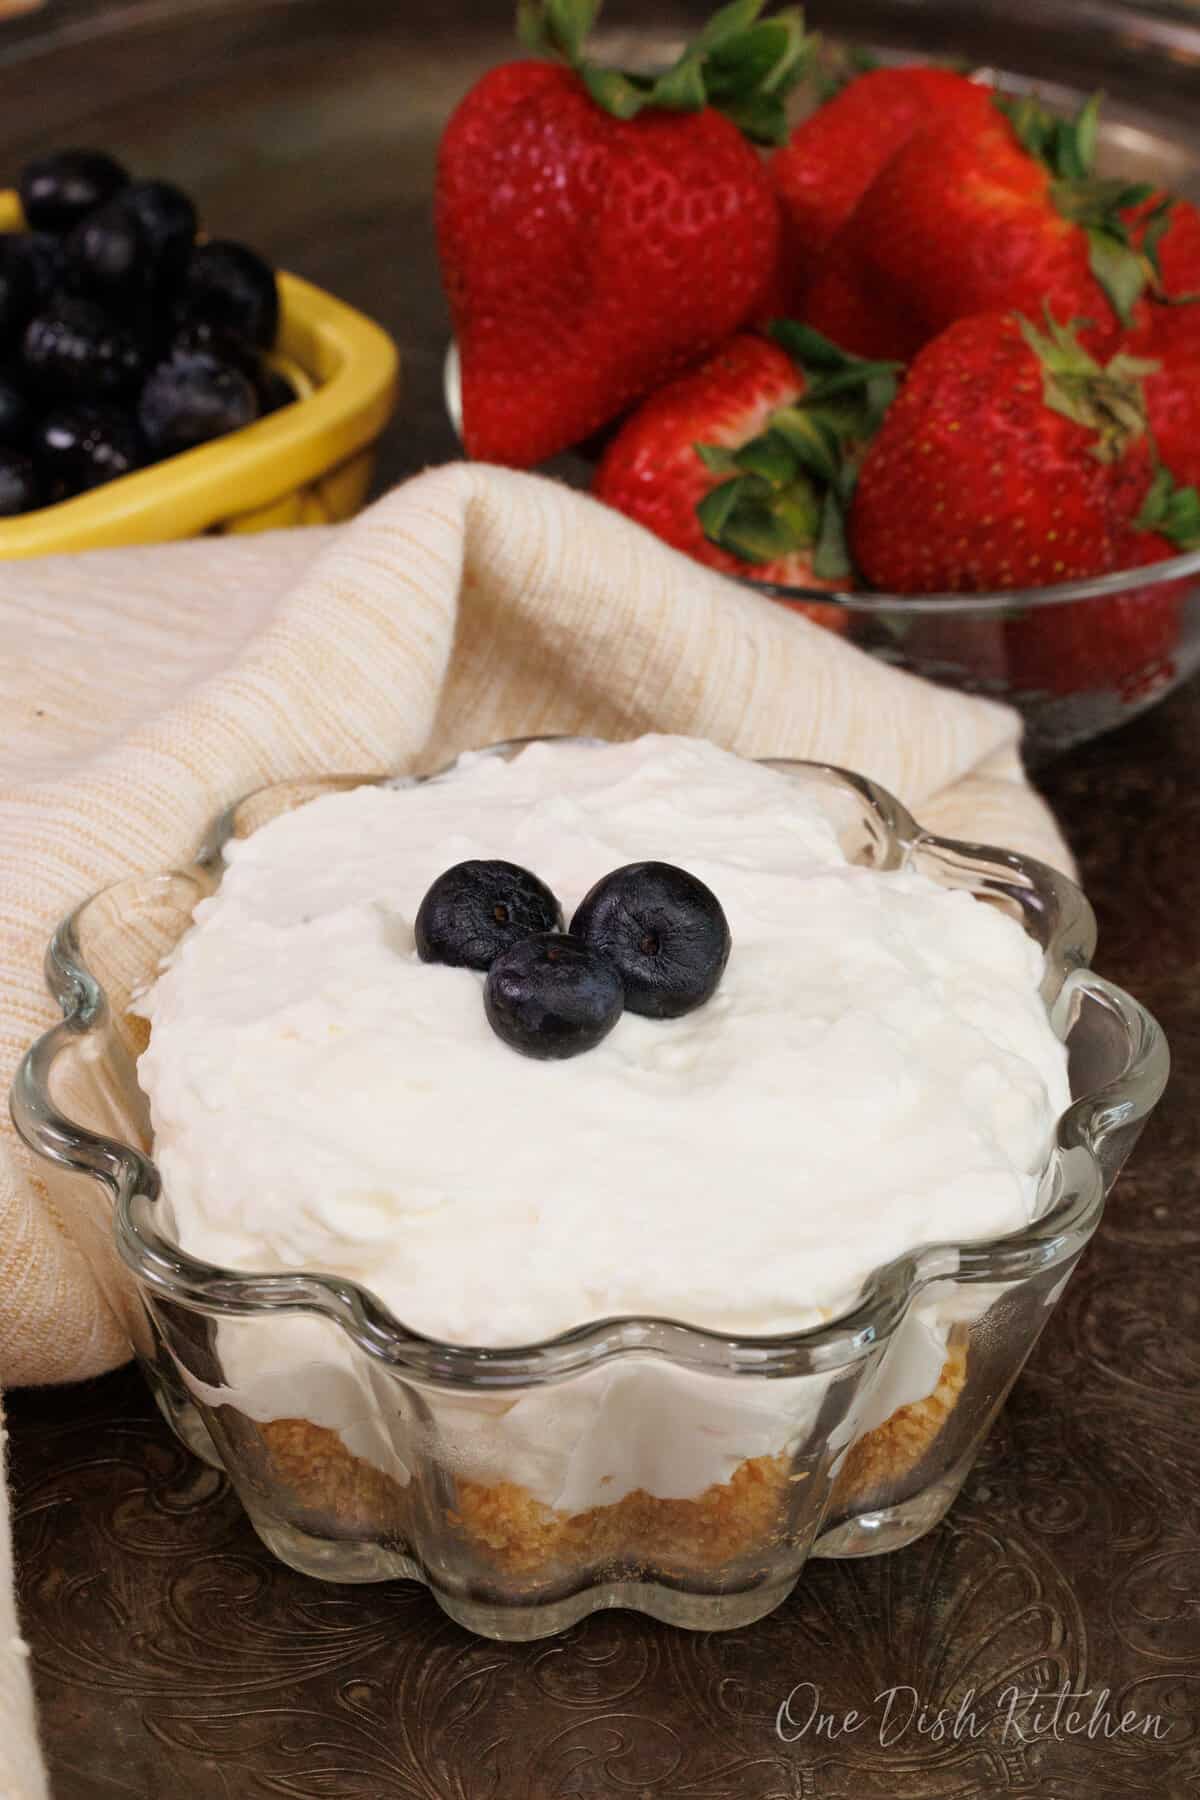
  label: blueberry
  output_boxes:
[116,179,197,286]
[0,447,39,515]
[170,319,259,381]
[179,240,279,348]
[484,933,624,1060]
[23,298,146,400]
[18,149,129,234]
[0,372,32,445]
[64,199,149,311]
[257,364,297,415]
[415,859,563,971]
[138,349,259,456]
[0,240,36,346]
[33,403,142,498]
[18,233,67,306]
[571,862,731,1019]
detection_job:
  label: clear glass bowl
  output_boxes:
[444,342,1200,764]
[10,744,1168,1641]
[749,563,1200,764]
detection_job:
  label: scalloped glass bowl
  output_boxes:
[11,745,1168,1640]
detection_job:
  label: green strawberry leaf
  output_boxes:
[694,443,744,475]
[1136,463,1200,548]
[999,86,1176,324]
[578,65,651,118]
[768,405,841,483]
[695,0,767,48]
[695,463,821,565]
[1086,225,1150,326]
[717,90,790,145]
[517,0,601,60]
[733,429,800,485]
[691,316,903,577]
[768,318,864,371]
[1141,196,1174,278]
[1065,90,1100,179]
[520,0,813,144]
[696,477,747,541]
[646,51,709,111]
[1017,309,1155,461]
[812,489,853,580]
[997,89,1103,182]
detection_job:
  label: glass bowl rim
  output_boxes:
[11,740,1169,1387]
[442,340,1200,615]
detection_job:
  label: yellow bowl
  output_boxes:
[0,191,400,556]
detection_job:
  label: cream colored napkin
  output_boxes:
[0,461,1070,1793]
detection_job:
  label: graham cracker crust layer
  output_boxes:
[250,1340,968,1575]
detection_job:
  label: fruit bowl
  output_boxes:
[444,340,1200,761]
[0,190,400,556]
[745,560,1200,762]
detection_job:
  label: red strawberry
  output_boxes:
[1147,367,1200,496]
[594,323,898,625]
[850,310,1170,593]
[1121,194,1200,360]
[805,94,1158,363]
[768,65,993,306]
[849,310,1199,694]
[436,1,810,469]
[1002,543,1185,701]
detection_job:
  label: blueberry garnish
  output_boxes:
[571,861,731,1019]
[138,349,259,456]
[179,240,279,348]
[18,149,129,234]
[415,859,563,971]
[484,933,624,1060]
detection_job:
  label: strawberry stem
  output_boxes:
[517,0,813,146]
[694,324,901,578]
[995,90,1170,323]
[1016,310,1156,463]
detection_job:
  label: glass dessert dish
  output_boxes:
[11,744,1168,1642]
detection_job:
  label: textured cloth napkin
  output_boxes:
[0,461,1070,1793]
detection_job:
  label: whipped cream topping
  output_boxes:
[138,735,1071,1348]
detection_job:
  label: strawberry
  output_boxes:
[768,64,993,306]
[851,312,1172,592]
[1001,545,1186,702]
[593,322,898,623]
[805,94,1164,363]
[848,310,1200,694]
[1144,352,1200,490]
[1120,194,1200,360]
[436,0,811,469]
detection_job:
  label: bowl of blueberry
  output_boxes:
[0,147,399,555]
